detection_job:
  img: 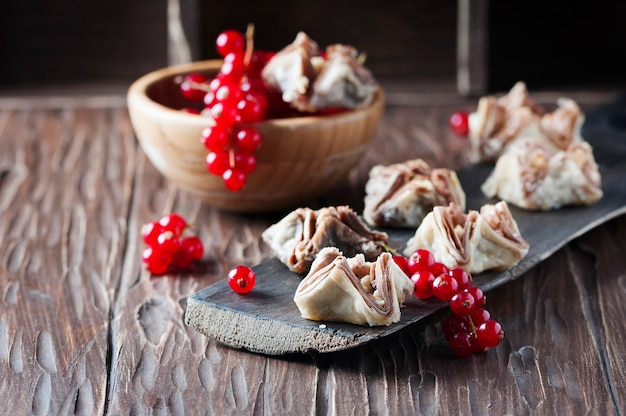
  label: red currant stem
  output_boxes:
[466,314,478,337]
[244,23,255,68]
[228,148,236,168]
[382,243,398,254]
[178,77,211,93]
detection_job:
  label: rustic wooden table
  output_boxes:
[1,83,625,415]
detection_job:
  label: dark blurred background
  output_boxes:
[1,0,625,96]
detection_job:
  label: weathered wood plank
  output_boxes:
[0,107,134,414]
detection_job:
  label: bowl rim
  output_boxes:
[127,59,384,129]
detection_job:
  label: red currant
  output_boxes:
[215,29,245,57]
[465,286,485,307]
[228,265,256,294]
[142,221,165,246]
[449,267,472,291]
[407,249,435,274]
[180,73,207,102]
[429,262,449,278]
[392,255,410,276]
[206,150,231,176]
[210,101,239,128]
[450,291,476,316]
[172,236,204,269]
[223,168,246,191]
[470,307,491,326]
[233,152,256,174]
[236,94,267,123]
[159,213,187,236]
[235,127,262,152]
[476,319,504,348]
[247,50,275,77]
[156,231,181,254]
[449,332,475,357]
[219,52,246,81]
[142,246,172,275]
[202,125,231,152]
[449,110,469,136]
[442,315,471,339]
[432,273,459,301]
[411,270,435,299]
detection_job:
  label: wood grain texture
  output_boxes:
[0,86,625,414]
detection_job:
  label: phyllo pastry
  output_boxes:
[468,81,545,162]
[403,201,529,274]
[262,206,388,274]
[468,82,585,163]
[261,32,378,113]
[363,159,466,228]
[294,247,415,326]
[481,139,603,210]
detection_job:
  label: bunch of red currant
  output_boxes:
[141,213,204,274]
[178,26,275,191]
[394,249,504,357]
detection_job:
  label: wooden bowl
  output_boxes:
[127,60,385,212]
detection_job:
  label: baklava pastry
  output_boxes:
[468,81,545,162]
[403,202,529,274]
[308,44,378,110]
[262,206,389,274]
[481,139,603,210]
[363,159,466,228]
[294,247,415,326]
[261,32,378,113]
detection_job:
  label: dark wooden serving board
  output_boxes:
[185,96,626,355]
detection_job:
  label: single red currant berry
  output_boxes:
[215,29,245,57]
[206,151,230,176]
[432,273,459,301]
[442,315,471,340]
[180,73,207,102]
[247,50,275,77]
[159,213,187,236]
[233,152,256,174]
[237,94,267,123]
[183,236,204,260]
[219,52,245,82]
[142,246,172,275]
[449,267,472,291]
[450,291,476,316]
[407,249,435,274]
[156,231,181,254]
[172,236,204,269]
[465,286,485,307]
[429,262,449,278]
[142,221,165,246]
[240,76,267,94]
[470,307,491,326]
[214,84,242,103]
[228,265,256,294]
[235,127,262,153]
[411,270,435,299]
[223,168,246,191]
[392,255,410,276]
[449,332,475,357]
[449,110,469,136]
[210,101,239,128]
[202,125,231,152]
[476,319,504,348]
